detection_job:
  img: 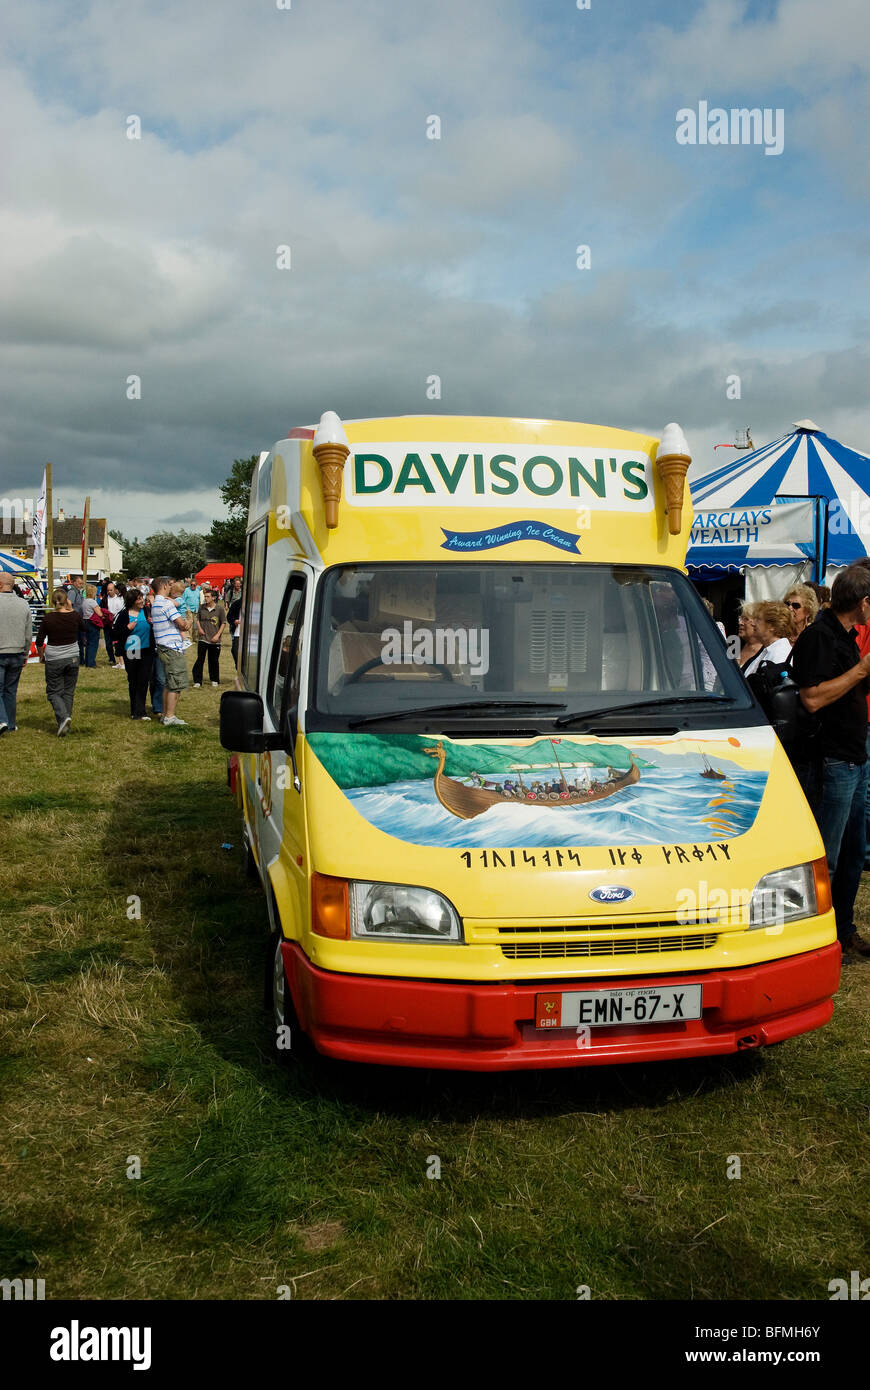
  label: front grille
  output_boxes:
[496,918,720,935]
[500,934,718,959]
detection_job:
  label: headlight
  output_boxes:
[748,863,817,929]
[349,882,463,942]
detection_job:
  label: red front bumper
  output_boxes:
[281,941,841,1071]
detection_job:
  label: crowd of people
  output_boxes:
[735,583,827,674]
[726,572,870,965]
[0,572,242,736]
[3,560,870,964]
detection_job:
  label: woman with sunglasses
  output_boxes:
[782,584,819,638]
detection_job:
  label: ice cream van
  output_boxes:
[219,412,840,1070]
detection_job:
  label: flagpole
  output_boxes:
[81,494,91,582]
[45,464,54,600]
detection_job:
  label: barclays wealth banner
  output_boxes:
[686,498,817,571]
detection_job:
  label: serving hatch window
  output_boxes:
[240,524,267,690]
[311,563,751,725]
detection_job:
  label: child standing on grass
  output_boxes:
[192,587,226,687]
[35,589,84,737]
[176,579,198,650]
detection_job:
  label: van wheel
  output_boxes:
[265,926,313,1066]
[267,931,295,1066]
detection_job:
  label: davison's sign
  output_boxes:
[346,444,654,511]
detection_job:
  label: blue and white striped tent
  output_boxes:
[690,421,870,592]
[0,550,38,575]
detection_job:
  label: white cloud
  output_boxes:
[414,114,578,213]
[0,0,866,534]
[640,0,870,94]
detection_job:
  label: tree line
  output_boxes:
[109,454,257,576]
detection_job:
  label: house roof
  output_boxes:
[0,517,108,550]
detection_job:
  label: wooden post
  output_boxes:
[45,463,54,600]
[81,495,91,581]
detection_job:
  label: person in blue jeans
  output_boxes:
[150,643,165,719]
[0,573,33,733]
[81,585,103,667]
[791,564,870,963]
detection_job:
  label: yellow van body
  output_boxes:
[226,415,839,1069]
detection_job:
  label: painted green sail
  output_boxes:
[308,731,655,790]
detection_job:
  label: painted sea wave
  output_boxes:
[345,760,767,849]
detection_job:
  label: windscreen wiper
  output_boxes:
[348,700,567,729]
[553,694,734,727]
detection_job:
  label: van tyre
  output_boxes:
[266,929,313,1066]
[268,930,293,1067]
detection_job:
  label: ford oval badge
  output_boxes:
[589,885,634,904]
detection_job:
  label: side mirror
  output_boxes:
[220,691,278,753]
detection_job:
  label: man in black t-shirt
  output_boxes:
[791,564,870,961]
[227,594,242,669]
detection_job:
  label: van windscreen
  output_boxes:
[310,563,755,729]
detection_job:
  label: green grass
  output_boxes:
[1,656,869,1299]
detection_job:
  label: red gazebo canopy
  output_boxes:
[194,562,243,586]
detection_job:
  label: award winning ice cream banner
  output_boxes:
[441,520,582,553]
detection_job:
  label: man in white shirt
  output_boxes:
[106,581,124,618]
[105,582,125,668]
[151,576,191,726]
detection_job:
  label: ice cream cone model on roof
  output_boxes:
[313,410,350,528]
[656,423,692,535]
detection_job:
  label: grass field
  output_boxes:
[1,654,869,1301]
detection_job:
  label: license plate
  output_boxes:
[535,984,702,1029]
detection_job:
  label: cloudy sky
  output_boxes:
[2,0,868,539]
